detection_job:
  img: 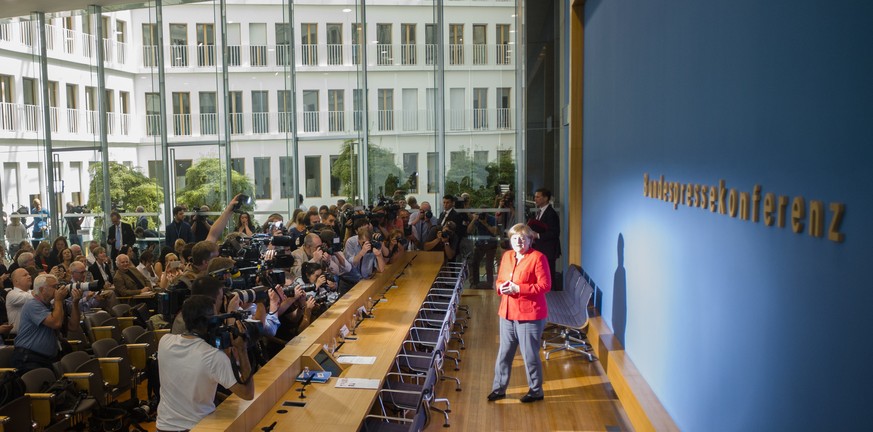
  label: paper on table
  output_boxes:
[336,355,377,365]
[335,378,380,389]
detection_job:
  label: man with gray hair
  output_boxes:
[12,273,82,373]
[6,268,33,334]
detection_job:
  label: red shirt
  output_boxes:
[495,249,551,321]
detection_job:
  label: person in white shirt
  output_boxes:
[6,268,33,335]
[156,284,254,431]
[5,213,27,256]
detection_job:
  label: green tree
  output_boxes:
[175,158,254,213]
[445,149,516,207]
[331,139,403,201]
[87,162,164,239]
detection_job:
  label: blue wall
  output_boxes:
[582,1,873,430]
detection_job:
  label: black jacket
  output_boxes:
[530,204,561,265]
[107,222,136,256]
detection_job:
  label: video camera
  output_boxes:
[206,310,263,350]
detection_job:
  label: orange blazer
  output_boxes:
[495,249,551,321]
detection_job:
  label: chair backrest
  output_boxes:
[578,271,595,324]
[92,338,119,358]
[0,346,14,368]
[105,345,132,388]
[122,325,146,344]
[74,358,106,404]
[89,311,114,326]
[59,351,91,375]
[21,368,57,393]
[111,304,131,318]
[0,395,33,432]
[134,331,157,357]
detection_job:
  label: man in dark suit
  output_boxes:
[165,205,194,246]
[107,211,136,261]
[438,195,469,240]
[529,188,561,283]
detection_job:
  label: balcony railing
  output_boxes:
[253,112,269,134]
[301,44,317,66]
[0,107,515,138]
[426,44,437,65]
[327,44,343,65]
[472,44,487,65]
[171,44,188,67]
[200,113,217,135]
[143,45,158,67]
[227,45,241,66]
[401,44,416,65]
[197,44,215,67]
[276,44,292,66]
[250,45,268,67]
[449,44,464,65]
[376,44,393,65]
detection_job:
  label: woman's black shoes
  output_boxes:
[520,390,544,403]
[487,391,506,401]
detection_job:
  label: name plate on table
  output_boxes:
[335,378,380,389]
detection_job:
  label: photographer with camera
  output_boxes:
[344,225,387,279]
[12,274,82,373]
[65,202,85,247]
[424,221,459,262]
[191,205,213,243]
[156,289,254,431]
[68,260,117,312]
[293,262,336,321]
[385,229,407,264]
[408,201,437,251]
[468,209,499,289]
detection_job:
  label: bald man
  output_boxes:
[113,254,153,297]
[6,268,34,334]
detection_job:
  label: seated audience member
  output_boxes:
[12,274,82,373]
[85,240,100,265]
[137,250,159,285]
[6,268,33,334]
[157,292,254,431]
[33,241,51,273]
[113,254,153,297]
[68,260,116,312]
[154,247,177,280]
[159,261,184,291]
[89,247,115,288]
[344,226,387,279]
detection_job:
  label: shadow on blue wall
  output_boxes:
[611,233,627,346]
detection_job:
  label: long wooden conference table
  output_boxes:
[193,251,446,432]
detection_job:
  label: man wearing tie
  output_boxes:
[438,195,468,240]
[529,188,561,284]
[107,211,136,261]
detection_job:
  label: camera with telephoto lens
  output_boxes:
[233,194,253,213]
[71,205,89,214]
[65,279,103,294]
[318,243,335,256]
[206,310,263,350]
[424,210,434,219]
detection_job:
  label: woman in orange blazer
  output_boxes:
[488,223,551,403]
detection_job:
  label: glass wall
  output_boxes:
[0,0,528,251]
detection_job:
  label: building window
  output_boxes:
[473,24,487,64]
[172,92,191,136]
[231,158,245,175]
[199,92,217,135]
[427,152,438,193]
[22,78,38,132]
[275,23,291,66]
[473,88,488,130]
[196,23,215,66]
[229,91,243,134]
[305,156,321,198]
[378,89,394,131]
[425,24,436,65]
[302,90,319,133]
[252,91,269,134]
[329,155,341,196]
[250,23,267,67]
[254,157,271,199]
[328,89,344,132]
[326,23,342,65]
[278,90,292,133]
[174,159,192,192]
[65,84,78,133]
[169,24,188,67]
[403,153,418,193]
[401,24,416,65]
[352,23,363,65]
[145,92,160,136]
[353,89,364,132]
[450,88,465,130]
[449,24,464,65]
[119,91,129,135]
[450,151,465,167]
[496,24,511,65]
[227,23,241,66]
[474,151,488,166]
[301,23,318,66]
[116,20,127,63]
[280,156,293,199]
[142,23,158,67]
[85,86,98,134]
[402,89,418,131]
[497,87,511,129]
[376,24,392,65]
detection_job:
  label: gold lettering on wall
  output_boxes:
[641,173,846,243]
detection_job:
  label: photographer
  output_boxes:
[191,205,213,243]
[12,274,82,373]
[344,226,387,279]
[65,202,85,247]
[157,291,254,431]
[408,201,437,251]
[424,221,459,262]
[467,210,499,289]
[385,229,407,264]
[68,260,117,312]
[293,262,336,320]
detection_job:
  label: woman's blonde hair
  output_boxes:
[506,223,536,243]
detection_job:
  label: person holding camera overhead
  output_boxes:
[157,283,254,432]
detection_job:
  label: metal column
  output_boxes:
[156,0,172,225]
[435,0,446,211]
[90,6,112,240]
[36,12,59,240]
[220,0,234,206]
[513,0,526,225]
[359,0,370,206]
[284,0,300,212]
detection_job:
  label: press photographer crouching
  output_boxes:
[156,286,255,432]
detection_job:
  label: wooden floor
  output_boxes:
[136,285,632,432]
[423,288,633,432]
